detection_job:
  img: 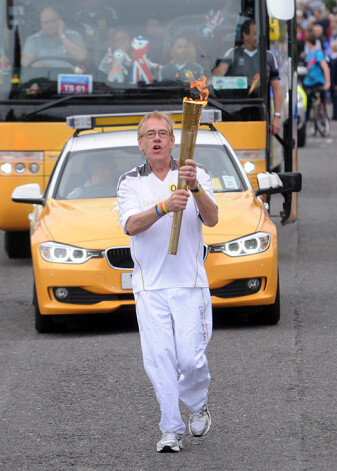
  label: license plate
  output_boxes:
[121,272,133,290]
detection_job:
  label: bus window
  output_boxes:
[0,0,266,101]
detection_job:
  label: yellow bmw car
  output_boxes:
[12,113,301,332]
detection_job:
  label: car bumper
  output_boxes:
[206,240,278,308]
[33,249,135,315]
[33,235,278,315]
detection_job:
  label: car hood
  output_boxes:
[205,190,264,241]
[42,190,264,247]
[42,198,124,246]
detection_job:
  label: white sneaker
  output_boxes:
[156,432,183,452]
[189,402,211,437]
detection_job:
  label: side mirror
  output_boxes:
[12,183,44,205]
[266,0,294,20]
[255,172,302,196]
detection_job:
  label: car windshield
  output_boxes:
[56,142,245,200]
[0,0,263,104]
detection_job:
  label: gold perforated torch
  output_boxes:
[168,77,208,255]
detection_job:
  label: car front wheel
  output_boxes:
[249,277,280,325]
[33,284,56,333]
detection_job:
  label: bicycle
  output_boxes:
[307,88,330,137]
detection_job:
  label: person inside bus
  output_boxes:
[211,19,282,135]
[159,35,204,83]
[21,7,87,68]
[67,155,117,199]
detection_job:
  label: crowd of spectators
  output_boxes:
[296,1,337,119]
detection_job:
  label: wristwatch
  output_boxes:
[274,112,281,117]
[190,182,204,198]
[190,182,201,193]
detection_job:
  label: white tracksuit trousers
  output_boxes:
[135,287,212,434]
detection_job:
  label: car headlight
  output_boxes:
[209,232,271,257]
[39,241,103,264]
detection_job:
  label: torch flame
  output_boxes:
[183,75,209,106]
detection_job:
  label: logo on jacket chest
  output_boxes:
[142,183,177,206]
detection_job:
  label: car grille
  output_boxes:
[53,287,134,305]
[105,247,134,269]
[105,245,209,269]
[210,278,262,298]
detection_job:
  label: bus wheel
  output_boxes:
[297,122,306,147]
[4,231,31,259]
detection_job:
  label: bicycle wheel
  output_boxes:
[315,101,330,137]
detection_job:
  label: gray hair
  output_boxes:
[138,110,175,139]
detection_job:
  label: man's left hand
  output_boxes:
[178,158,198,190]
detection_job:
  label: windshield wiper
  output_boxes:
[23,93,117,120]
[213,188,244,193]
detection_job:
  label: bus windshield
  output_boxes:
[0,0,263,118]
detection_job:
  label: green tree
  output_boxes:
[324,0,336,12]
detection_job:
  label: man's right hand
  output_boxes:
[58,19,67,37]
[166,189,190,212]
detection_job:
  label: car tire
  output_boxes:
[33,283,56,333]
[4,231,31,259]
[297,122,306,148]
[249,277,280,325]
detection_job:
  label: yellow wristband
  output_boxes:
[162,200,167,214]
[192,186,204,198]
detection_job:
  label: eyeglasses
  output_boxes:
[141,130,171,139]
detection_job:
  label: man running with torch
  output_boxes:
[117,106,218,452]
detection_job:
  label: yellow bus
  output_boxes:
[0,0,297,257]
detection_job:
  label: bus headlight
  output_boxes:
[236,150,265,161]
[39,241,103,264]
[0,163,12,174]
[0,151,44,161]
[243,161,256,173]
[15,163,26,174]
[209,232,271,257]
[29,163,40,174]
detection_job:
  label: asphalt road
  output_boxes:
[1,122,337,470]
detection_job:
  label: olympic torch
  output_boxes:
[168,77,208,255]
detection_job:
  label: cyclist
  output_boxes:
[303,32,331,123]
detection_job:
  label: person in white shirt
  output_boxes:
[117,110,218,452]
